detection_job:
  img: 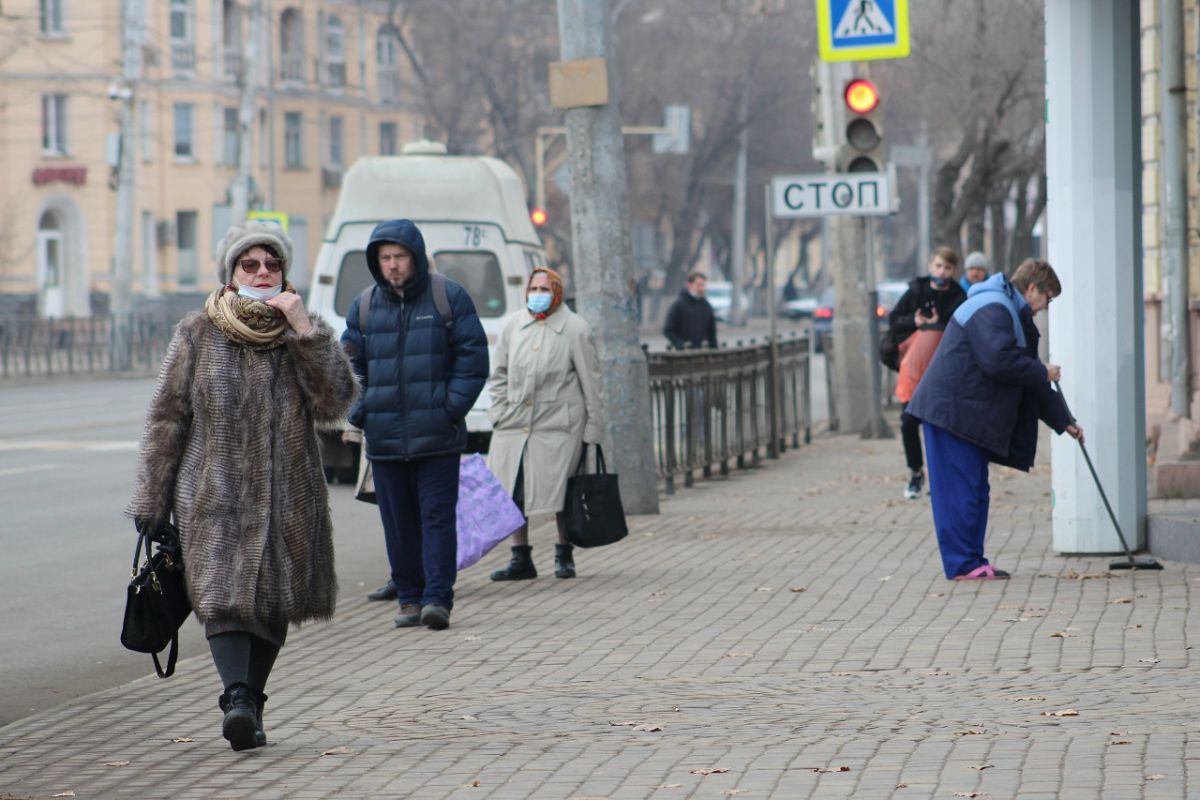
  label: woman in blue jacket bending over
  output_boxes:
[907,259,1084,581]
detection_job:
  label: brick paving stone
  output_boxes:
[1,419,1198,798]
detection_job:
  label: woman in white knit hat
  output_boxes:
[128,220,358,751]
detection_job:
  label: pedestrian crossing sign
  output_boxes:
[816,0,910,62]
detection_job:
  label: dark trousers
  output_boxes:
[372,455,460,610]
[900,403,923,473]
[923,423,990,579]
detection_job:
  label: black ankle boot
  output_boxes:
[490,545,537,581]
[218,683,258,751]
[554,544,576,579]
[254,692,268,747]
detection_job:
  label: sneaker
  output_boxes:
[394,602,421,628]
[421,604,451,630]
[904,470,924,500]
[367,580,398,601]
[953,564,1011,581]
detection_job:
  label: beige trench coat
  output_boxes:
[485,306,604,515]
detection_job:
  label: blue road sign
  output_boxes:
[816,0,910,62]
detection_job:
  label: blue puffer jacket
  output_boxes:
[341,219,489,460]
[907,274,1071,471]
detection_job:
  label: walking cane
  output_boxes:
[1053,381,1162,570]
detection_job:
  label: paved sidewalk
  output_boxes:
[2,424,1198,799]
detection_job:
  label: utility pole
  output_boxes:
[111,0,141,371]
[554,0,659,514]
[1161,0,1190,416]
[730,91,749,325]
[231,0,264,224]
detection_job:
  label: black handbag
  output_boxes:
[120,522,191,678]
[564,445,629,548]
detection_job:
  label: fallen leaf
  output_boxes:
[1108,740,1132,746]
[462,780,481,788]
[1041,708,1079,717]
[172,738,194,743]
[321,746,353,756]
[609,720,637,726]
[723,652,753,658]
[880,575,893,582]
[790,587,807,593]
[691,767,730,776]
[725,791,747,797]
[809,766,851,773]
[102,760,131,767]
[658,784,683,789]
[756,587,772,592]
[1109,730,1130,736]
[1009,696,1047,702]
[633,723,665,732]
[1138,658,1160,664]
[896,784,908,789]
[1109,597,1135,604]
[929,591,947,597]
[954,729,987,736]
[52,793,75,798]
[464,635,481,641]
[649,591,667,597]
[1048,631,1075,638]
[969,764,994,771]
[461,715,478,721]
[1147,774,1165,781]
[954,793,986,798]
[1125,624,1144,629]
[1001,618,1024,623]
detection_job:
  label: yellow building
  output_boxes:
[0,0,421,316]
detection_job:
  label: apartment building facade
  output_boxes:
[0,0,422,317]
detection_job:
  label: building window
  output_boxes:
[324,15,346,87]
[284,112,303,168]
[380,121,397,156]
[169,0,195,74]
[222,107,239,166]
[173,103,195,159]
[376,27,401,103]
[40,0,65,35]
[279,8,305,83]
[327,115,344,167]
[222,0,242,80]
[258,109,269,168]
[41,94,68,155]
[139,99,154,162]
[176,210,199,286]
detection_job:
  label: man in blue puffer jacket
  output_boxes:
[342,219,488,630]
[908,259,1084,581]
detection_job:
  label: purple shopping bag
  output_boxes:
[456,454,525,570]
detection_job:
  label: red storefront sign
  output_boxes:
[32,166,87,187]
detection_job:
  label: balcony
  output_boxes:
[170,44,196,75]
[279,53,305,84]
[223,51,242,81]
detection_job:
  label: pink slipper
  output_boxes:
[953,564,1010,581]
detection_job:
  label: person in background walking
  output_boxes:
[128,221,358,751]
[888,246,966,500]
[907,259,1084,581]
[342,219,488,631]
[960,251,990,292]
[663,271,718,350]
[487,267,604,581]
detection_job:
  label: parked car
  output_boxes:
[781,292,821,320]
[811,280,909,353]
[706,281,748,324]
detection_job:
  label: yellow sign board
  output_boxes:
[247,210,289,233]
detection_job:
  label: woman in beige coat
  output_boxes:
[487,267,604,580]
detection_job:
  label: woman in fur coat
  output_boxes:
[127,221,357,751]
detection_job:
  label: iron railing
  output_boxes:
[0,314,176,380]
[646,334,811,493]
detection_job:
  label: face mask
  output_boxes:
[237,283,283,302]
[931,277,948,288]
[527,293,553,314]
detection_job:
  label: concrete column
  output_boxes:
[1045,0,1147,552]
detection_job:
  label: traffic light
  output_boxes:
[530,207,547,227]
[840,78,883,173]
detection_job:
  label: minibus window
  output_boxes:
[334,251,373,317]
[432,251,506,317]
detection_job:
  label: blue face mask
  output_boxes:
[527,293,552,314]
[931,277,948,288]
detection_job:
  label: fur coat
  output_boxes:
[127,311,358,631]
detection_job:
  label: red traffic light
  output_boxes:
[844,79,879,114]
[530,208,548,227]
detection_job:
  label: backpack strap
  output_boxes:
[429,272,454,330]
[357,285,374,336]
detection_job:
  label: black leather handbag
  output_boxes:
[564,445,629,548]
[120,522,191,678]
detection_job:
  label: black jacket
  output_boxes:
[663,291,717,350]
[341,219,489,460]
[888,276,967,339]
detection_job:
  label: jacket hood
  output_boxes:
[367,219,429,295]
[967,272,1029,312]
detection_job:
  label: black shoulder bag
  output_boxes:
[564,445,629,548]
[120,521,191,678]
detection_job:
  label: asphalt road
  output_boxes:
[0,376,388,727]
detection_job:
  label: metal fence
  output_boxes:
[646,334,812,494]
[0,314,176,380]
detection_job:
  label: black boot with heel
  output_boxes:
[217,683,259,751]
[490,545,537,581]
[555,544,576,579]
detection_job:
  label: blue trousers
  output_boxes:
[922,423,991,579]
[372,455,459,610]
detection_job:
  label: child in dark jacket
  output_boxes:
[887,247,967,500]
[907,259,1084,581]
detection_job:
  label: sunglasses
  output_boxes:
[238,258,284,274]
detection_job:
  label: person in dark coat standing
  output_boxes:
[907,259,1084,581]
[663,271,718,349]
[341,219,488,630]
[888,246,967,500]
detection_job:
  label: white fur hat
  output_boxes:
[215,220,293,285]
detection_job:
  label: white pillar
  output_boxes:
[1045,0,1147,552]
